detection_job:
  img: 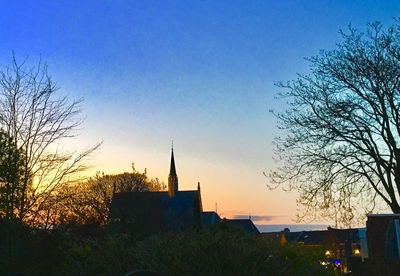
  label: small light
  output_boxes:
[325,250,331,256]
[353,249,360,255]
[334,259,341,266]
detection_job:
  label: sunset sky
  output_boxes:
[1,1,400,228]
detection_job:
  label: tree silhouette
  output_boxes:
[0,130,25,219]
[271,21,400,226]
[41,165,165,227]
[0,54,100,224]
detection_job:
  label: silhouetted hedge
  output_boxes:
[0,220,335,275]
[62,223,334,275]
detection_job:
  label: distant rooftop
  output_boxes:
[367,214,400,217]
[225,219,260,234]
[201,211,221,228]
[257,224,329,233]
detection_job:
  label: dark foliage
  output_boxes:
[0,221,334,275]
[62,222,332,276]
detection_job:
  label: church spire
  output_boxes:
[168,145,178,197]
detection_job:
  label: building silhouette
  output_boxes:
[109,147,260,236]
[109,148,202,236]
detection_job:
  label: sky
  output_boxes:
[1,0,400,229]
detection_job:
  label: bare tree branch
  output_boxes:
[270,21,400,226]
[0,54,100,225]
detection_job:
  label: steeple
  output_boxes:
[168,145,178,197]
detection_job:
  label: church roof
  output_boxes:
[109,190,202,234]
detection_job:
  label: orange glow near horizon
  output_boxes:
[83,143,301,226]
[3,0,400,232]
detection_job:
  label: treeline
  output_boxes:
[0,168,165,273]
[0,219,335,275]
[33,167,165,228]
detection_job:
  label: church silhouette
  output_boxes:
[109,147,259,236]
[109,148,203,235]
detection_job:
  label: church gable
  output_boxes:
[109,190,202,234]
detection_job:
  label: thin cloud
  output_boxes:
[231,215,281,222]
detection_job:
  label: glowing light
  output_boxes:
[325,250,331,256]
[353,248,360,255]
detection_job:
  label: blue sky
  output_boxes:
[1,1,400,225]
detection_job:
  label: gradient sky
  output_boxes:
[1,1,400,226]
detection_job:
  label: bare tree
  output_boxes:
[0,55,100,224]
[270,21,400,227]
